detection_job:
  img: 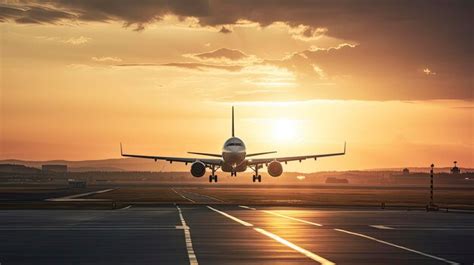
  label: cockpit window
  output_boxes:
[226,142,242,146]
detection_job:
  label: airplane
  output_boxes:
[121,106,346,183]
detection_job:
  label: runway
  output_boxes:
[0,206,472,264]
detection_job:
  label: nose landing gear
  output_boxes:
[252,175,261,182]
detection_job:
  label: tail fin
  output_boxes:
[232,106,235,137]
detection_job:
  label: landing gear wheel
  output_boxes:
[209,175,218,183]
[252,175,256,182]
[257,175,262,182]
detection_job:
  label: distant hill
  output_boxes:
[0,158,187,172]
[0,164,41,174]
[367,167,474,173]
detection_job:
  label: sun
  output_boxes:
[272,119,298,141]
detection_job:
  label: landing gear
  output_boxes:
[209,165,219,183]
[252,175,262,182]
[209,175,218,182]
[231,172,237,177]
[249,164,262,183]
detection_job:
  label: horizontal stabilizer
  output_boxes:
[246,151,277,157]
[187,152,222,158]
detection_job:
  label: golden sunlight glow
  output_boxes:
[296,175,306,181]
[272,119,299,141]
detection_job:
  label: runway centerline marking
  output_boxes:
[238,205,256,210]
[207,206,253,226]
[254,228,335,265]
[334,228,459,265]
[176,205,198,265]
[172,188,196,203]
[243,207,459,264]
[207,206,335,265]
[262,210,323,227]
[45,188,116,201]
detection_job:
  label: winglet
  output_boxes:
[120,142,123,156]
[343,141,346,154]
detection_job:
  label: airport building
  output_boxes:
[68,179,86,188]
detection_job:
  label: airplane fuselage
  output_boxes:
[221,137,247,172]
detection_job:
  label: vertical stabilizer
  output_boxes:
[232,106,235,137]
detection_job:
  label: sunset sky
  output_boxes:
[0,0,472,171]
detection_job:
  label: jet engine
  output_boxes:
[267,161,283,177]
[190,161,206,177]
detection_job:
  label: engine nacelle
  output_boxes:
[190,161,206,177]
[267,161,283,177]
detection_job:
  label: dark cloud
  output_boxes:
[219,26,231,34]
[0,5,75,24]
[0,0,210,29]
[1,0,472,100]
[192,48,248,61]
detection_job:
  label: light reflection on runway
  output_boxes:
[0,206,472,264]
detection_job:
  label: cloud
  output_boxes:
[185,48,260,65]
[1,1,471,100]
[0,0,210,30]
[35,35,91,45]
[289,25,328,41]
[308,43,357,52]
[117,62,243,72]
[63,36,90,45]
[92,56,122,62]
[219,26,232,34]
[195,48,247,60]
[0,4,75,24]
[422,68,436,76]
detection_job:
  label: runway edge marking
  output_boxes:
[369,225,394,230]
[45,188,116,201]
[370,225,474,231]
[238,205,256,210]
[207,206,335,265]
[176,205,199,265]
[334,229,459,265]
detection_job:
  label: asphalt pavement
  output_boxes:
[0,205,472,265]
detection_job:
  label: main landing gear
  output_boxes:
[209,175,218,183]
[249,164,262,183]
[230,172,237,177]
[209,165,220,183]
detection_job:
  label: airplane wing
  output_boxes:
[247,142,346,165]
[120,144,222,165]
